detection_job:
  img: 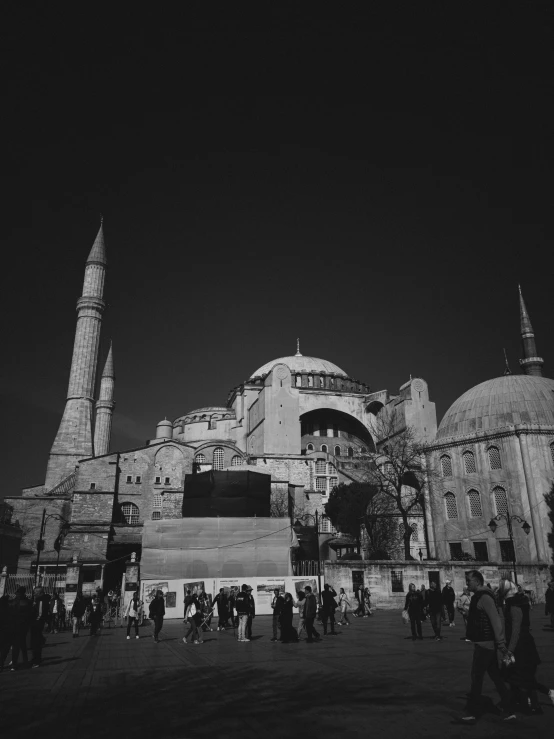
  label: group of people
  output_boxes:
[403,579,458,641]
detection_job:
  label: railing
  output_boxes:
[4,573,66,596]
[46,472,76,496]
[292,560,320,576]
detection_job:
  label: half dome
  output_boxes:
[250,355,348,379]
[437,375,554,440]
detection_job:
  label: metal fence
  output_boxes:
[3,573,66,596]
[292,560,320,576]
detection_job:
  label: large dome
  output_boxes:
[437,375,554,440]
[250,354,348,379]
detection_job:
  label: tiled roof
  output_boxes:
[437,375,554,439]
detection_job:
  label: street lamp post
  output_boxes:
[488,511,531,586]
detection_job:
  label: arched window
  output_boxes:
[231,455,243,466]
[488,446,502,470]
[321,444,328,453]
[334,445,341,457]
[411,522,419,540]
[440,455,452,477]
[306,443,314,452]
[121,502,139,524]
[467,489,482,517]
[549,441,554,464]
[493,486,508,516]
[463,450,476,474]
[152,510,161,520]
[347,447,354,458]
[213,447,225,470]
[444,493,458,520]
[308,375,314,387]
[195,453,206,465]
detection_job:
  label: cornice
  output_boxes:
[428,423,554,452]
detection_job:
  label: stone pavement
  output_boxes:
[1,610,553,739]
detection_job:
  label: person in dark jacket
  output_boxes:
[227,588,237,628]
[4,587,32,670]
[270,588,285,642]
[182,590,202,644]
[442,580,456,627]
[71,595,86,637]
[149,590,165,643]
[245,586,255,640]
[303,586,321,643]
[545,581,554,628]
[498,579,554,715]
[0,593,11,670]
[87,595,103,637]
[214,588,229,631]
[321,584,338,636]
[279,593,299,643]
[404,583,424,640]
[30,586,50,667]
[235,584,251,642]
[425,582,443,641]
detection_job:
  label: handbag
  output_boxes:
[188,602,197,618]
[401,609,410,624]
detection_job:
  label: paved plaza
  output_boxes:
[1,609,553,738]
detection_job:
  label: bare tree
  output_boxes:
[270,487,295,518]
[363,491,400,558]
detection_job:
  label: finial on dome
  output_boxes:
[295,338,302,357]
[503,348,512,376]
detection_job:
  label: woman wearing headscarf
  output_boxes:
[498,579,554,714]
[294,591,307,639]
[279,593,298,643]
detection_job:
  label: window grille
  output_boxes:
[153,494,163,508]
[488,446,502,470]
[126,475,132,483]
[444,492,458,519]
[391,570,404,592]
[135,476,142,484]
[231,455,243,466]
[316,460,326,475]
[468,489,482,517]
[155,476,161,484]
[195,454,206,465]
[152,511,161,520]
[551,442,554,464]
[463,451,476,474]
[321,444,328,453]
[334,445,341,456]
[316,477,327,492]
[440,455,452,477]
[329,477,338,491]
[473,541,489,561]
[121,502,139,524]
[306,443,314,452]
[308,375,314,387]
[493,486,508,516]
[411,522,419,540]
[328,463,337,475]
[213,447,225,470]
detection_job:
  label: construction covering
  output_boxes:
[182,470,271,517]
[141,517,297,579]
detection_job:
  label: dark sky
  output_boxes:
[2,6,553,496]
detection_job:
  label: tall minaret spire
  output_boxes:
[94,342,115,456]
[518,285,543,377]
[45,222,107,488]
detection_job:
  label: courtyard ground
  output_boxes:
[0,608,553,739]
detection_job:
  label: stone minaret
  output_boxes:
[45,224,107,488]
[94,342,115,456]
[518,285,544,377]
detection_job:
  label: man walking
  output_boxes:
[270,588,284,642]
[442,580,456,627]
[149,590,165,643]
[214,588,229,631]
[245,586,255,640]
[460,570,515,724]
[304,586,321,643]
[321,583,338,636]
[235,584,251,642]
[545,581,554,628]
[425,581,443,640]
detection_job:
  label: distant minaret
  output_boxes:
[518,285,543,377]
[45,223,107,488]
[94,342,115,456]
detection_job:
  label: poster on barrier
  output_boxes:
[256,579,285,610]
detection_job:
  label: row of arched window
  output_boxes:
[306,443,357,457]
[444,486,508,520]
[440,447,502,477]
[194,448,244,470]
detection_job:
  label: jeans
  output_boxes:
[152,615,163,641]
[322,609,336,634]
[127,617,139,637]
[272,614,281,639]
[246,615,253,639]
[184,616,198,642]
[445,604,455,623]
[72,616,81,635]
[238,614,248,640]
[339,609,350,624]
[305,617,320,642]
[466,645,511,716]
[410,615,422,638]
[430,611,442,637]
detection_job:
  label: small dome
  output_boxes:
[250,355,348,379]
[437,375,554,440]
[157,418,172,427]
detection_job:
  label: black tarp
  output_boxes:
[182,470,271,517]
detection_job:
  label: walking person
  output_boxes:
[304,586,321,643]
[545,581,554,629]
[5,587,32,671]
[280,593,299,643]
[338,588,350,625]
[498,579,554,715]
[353,585,364,617]
[442,580,456,627]
[425,581,443,641]
[294,591,307,639]
[363,587,372,616]
[404,583,423,641]
[321,583,338,636]
[235,584,251,642]
[149,589,165,643]
[457,587,472,632]
[214,588,229,631]
[125,590,142,639]
[228,588,237,629]
[49,592,63,633]
[245,586,255,640]
[30,586,50,667]
[70,595,86,638]
[87,595,103,637]
[182,590,202,644]
[420,584,427,618]
[270,588,285,642]
[459,570,515,725]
